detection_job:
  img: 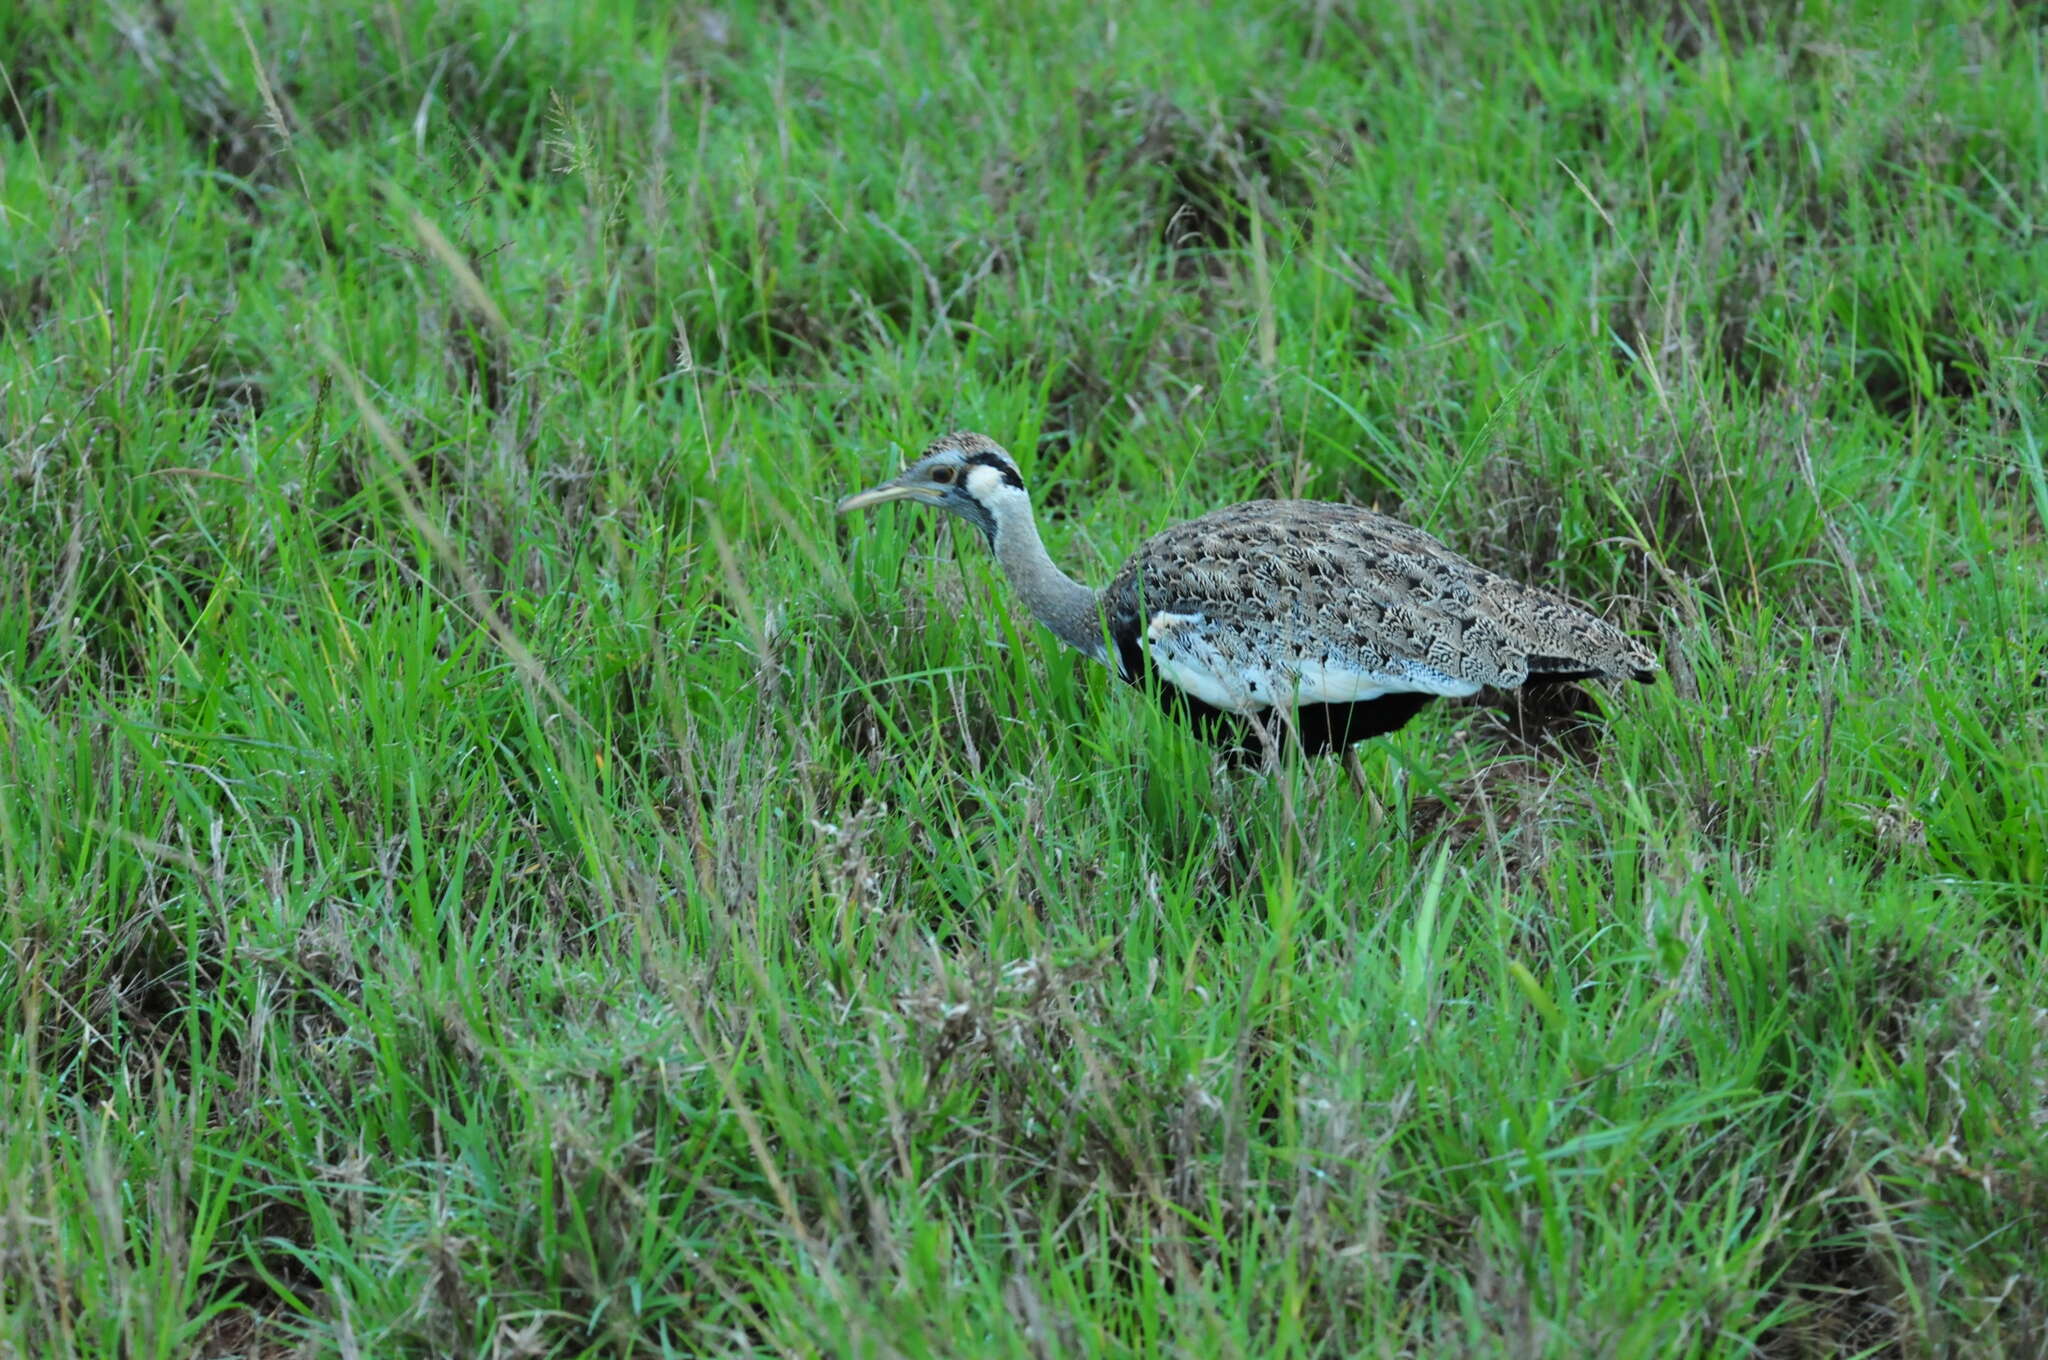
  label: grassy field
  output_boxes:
[3,0,2045,1354]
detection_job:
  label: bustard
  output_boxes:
[838,432,1657,756]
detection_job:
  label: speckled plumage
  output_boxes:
[839,432,1658,757]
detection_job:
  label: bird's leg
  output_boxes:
[1245,708,1286,776]
[1244,708,1311,856]
[1344,746,1386,822]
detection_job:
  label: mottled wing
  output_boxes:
[1103,500,1653,714]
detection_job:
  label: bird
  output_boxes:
[837,431,1657,758]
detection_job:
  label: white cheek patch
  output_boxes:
[964,464,1006,499]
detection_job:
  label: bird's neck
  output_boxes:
[987,492,1107,664]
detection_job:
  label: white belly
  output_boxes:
[1145,611,1481,713]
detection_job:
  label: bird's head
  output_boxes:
[836,432,1027,547]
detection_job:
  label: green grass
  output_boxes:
[2,0,2045,1354]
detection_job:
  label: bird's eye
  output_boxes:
[930,466,956,485]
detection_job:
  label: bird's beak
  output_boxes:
[836,475,941,513]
